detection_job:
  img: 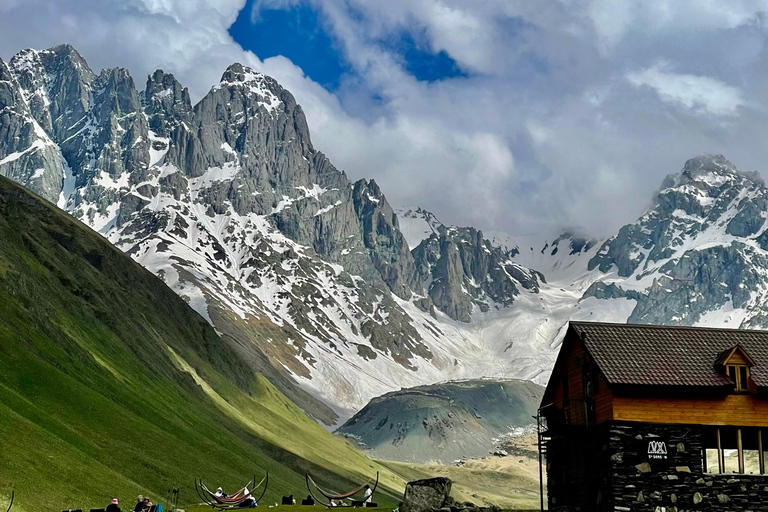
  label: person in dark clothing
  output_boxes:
[106,498,121,512]
[134,496,144,512]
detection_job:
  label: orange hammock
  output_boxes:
[196,474,268,509]
[306,472,378,507]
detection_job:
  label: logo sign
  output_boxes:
[647,440,668,460]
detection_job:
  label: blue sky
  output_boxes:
[228,0,467,89]
[229,1,350,89]
[1,0,767,235]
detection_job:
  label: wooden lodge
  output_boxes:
[539,321,768,511]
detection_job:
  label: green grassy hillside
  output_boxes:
[0,176,404,512]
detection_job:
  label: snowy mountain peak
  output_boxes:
[214,63,282,113]
[661,154,763,191]
[395,206,444,249]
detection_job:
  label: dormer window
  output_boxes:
[727,364,749,392]
[715,345,755,394]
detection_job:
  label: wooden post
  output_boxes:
[717,428,723,473]
[738,428,744,474]
[760,430,765,475]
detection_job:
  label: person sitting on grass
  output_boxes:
[134,495,144,512]
[106,498,121,512]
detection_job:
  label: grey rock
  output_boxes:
[412,225,542,322]
[0,56,65,203]
[401,477,452,512]
[635,462,652,473]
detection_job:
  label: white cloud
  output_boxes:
[627,62,745,116]
[0,0,767,237]
[588,0,768,53]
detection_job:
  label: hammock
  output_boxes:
[5,491,13,512]
[305,472,378,508]
[195,473,268,509]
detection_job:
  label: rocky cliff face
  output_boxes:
[412,226,543,323]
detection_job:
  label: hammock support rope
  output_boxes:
[305,472,379,508]
[196,473,268,509]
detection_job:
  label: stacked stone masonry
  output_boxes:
[608,422,768,512]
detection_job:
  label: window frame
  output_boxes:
[726,364,750,392]
[702,427,766,475]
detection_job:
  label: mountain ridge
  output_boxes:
[3,43,768,421]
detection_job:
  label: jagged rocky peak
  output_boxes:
[660,154,764,190]
[144,69,191,136]
[93,67,142,118]
[9,45,95,140]
[413,225,542,322]
[216,62,285,113]
[353,178,419,300]
[0,58,23,109]
[0,53,65,203]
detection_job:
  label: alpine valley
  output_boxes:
[3,44,768,425]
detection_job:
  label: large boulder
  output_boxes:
[401,477,452,512]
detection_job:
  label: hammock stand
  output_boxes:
[5,491,13,512]
[305,472,379,508]
[195,473,268,509]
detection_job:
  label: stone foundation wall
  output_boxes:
[608,421,768,511]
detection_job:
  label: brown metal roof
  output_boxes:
[570,321,768,389]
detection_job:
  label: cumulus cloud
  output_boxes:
[0,0,767,237]
[627,62,745,116]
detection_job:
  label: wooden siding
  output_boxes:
[725,350,751,365]
[613,394,768,427]
[548,336,614,425]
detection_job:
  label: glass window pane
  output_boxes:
[729,366,737,381]
[705,449,721,473]
[724,449,740,473]
[744,450,760,474]
[740,366,748,390]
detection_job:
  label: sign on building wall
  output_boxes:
[647,440,668,460]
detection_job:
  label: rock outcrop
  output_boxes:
[402,478,452,512]
[413,226,543,322]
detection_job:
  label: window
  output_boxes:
[702,427,766,474]
[582,354,598,426]
[583,354,599,397]
[726,364,750,391]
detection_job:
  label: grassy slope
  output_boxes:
[0,176,405,512]
[378,459,541,511]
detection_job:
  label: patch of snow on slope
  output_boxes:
[395,207,444,249]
